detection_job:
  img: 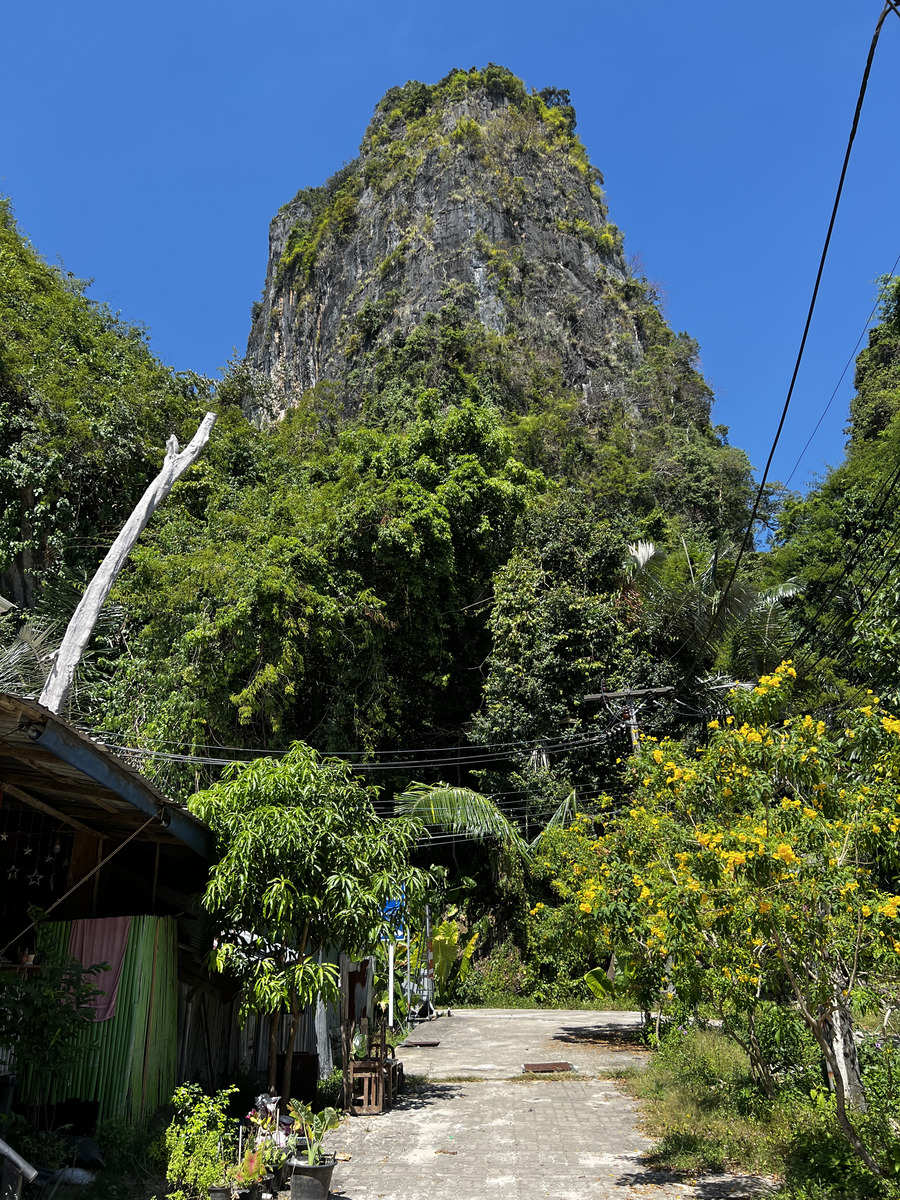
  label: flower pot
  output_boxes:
[284,1144,309,1176]
[289,1156,335,1200]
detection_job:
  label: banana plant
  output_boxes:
[432,911,489,1000]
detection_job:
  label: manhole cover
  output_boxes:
[522,1061,574,1073]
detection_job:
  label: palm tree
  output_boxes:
[395,783,579,856]
[623,540,801,680]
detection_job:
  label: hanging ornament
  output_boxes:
[27,869,43,886]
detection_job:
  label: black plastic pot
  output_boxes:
[289,1155,335,1200]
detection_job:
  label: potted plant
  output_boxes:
[230,1148,268,1200]
[165,1084,240,1200]
[245,1094,285,1193]
[264,1145,291,1192]
[286,1102,341,1198]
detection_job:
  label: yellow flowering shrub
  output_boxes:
[535,662,900,1167]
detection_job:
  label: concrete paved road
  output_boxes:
[329,1010,777,1200]
[394,1007,651,1079]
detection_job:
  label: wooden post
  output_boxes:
[40,413,216,714]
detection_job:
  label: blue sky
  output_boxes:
[3,1,898,494]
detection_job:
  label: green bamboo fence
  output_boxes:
[27,916,178,1122]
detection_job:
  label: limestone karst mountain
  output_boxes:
[246,69,725,473]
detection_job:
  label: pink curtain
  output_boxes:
[68,916,132,1021]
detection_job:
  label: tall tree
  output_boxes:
[189,743,430,1103]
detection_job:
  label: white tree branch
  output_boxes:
[39,412,217,714]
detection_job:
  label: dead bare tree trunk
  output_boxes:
[39,413,216,714]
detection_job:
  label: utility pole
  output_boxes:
[583,685,673,753]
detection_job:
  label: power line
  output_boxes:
[794,523,900,679]
[681,3,895,669]
[109,722,628,773]
[97,717,627,765]
[783,253,900,489]
[783,460,900,662]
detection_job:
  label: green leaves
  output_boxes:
[190,741,430,1020]
[583,965,614,998]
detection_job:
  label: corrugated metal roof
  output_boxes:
[0,692,212,858]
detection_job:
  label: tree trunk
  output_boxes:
[815,1017,884,1177]
[280,988,301,1109]
[39,412,216,714]
[822,1000,867,1112]
[267,1010,281,1095]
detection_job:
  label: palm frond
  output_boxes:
[0,612,62,696]
[531,790,578,846]
[627,540,661,573]
[396,782,529,855]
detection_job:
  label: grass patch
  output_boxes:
[595,1064,644,1081]
[625,1027,900,1199]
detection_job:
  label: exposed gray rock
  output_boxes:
[245,72,656,424]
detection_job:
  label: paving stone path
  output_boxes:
[329,1010,777,1200]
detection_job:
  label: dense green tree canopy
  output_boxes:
[0,200,209,609]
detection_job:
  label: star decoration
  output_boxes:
[0,832,7,841]
[44,854,54,864]
[27,870,43,886]
[8,867,18,880]
[23,846,33,856]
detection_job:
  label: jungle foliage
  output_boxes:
[0,200,211,612]
[4,70,900,1198]
[767,277,900,707]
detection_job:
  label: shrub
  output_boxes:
[456,939,525,1005]
[164,1084,238,1200]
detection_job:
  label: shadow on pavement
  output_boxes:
[614,1168,773,1196]
[389,1081,466,1110]
[553,1023,649,1049]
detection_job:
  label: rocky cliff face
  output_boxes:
[246,67,702,429]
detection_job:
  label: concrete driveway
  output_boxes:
[330,1009,776,1200]
[392,1007,651,1080]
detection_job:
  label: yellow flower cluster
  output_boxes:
[773,843,800,866]
[755,662,797,695]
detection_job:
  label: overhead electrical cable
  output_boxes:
[794,527,900,679]
[783,460,900,662]
[783,251,900,489]
[97,719,625,763]
[678,3,895,669]
[108,721,627,773]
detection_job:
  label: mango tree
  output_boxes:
[189,743,430,1103]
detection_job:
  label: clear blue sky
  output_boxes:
[3,1,898,494]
